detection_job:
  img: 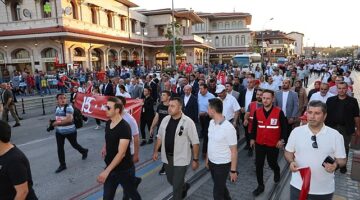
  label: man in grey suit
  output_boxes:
[226,82,240,101]
[274,79,299,141]
[131,77,143,99]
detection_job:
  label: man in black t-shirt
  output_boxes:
[149,90,171,175]
[97,97,141,200]
[0,120,37,200]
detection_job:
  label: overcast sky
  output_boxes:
[132,0,360,47]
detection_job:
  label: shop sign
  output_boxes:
[12,58,31,63]
[42,58,56,62]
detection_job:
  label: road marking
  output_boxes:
[17,126,97,148]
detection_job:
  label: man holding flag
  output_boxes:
[285,100,346,200]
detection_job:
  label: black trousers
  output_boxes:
[240,113,250,145]
[290,186,333,200]
[199,114,211,154]
[103,166,141,200]
[335,125,352,161]
[208,161,232,200]
[303,77,309,88]
[55,132,87,166]
[140,117,153,140]
[255,144,280,186]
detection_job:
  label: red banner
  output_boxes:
[299,167,311,200]
[74,93,143,124]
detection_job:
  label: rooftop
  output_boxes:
[138,8,204,23]
[196,12,252,24]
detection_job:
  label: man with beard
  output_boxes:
[243,89,264,157]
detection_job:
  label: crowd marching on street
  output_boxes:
[1,58,360,200]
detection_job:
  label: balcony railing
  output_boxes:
[0,18,58,31]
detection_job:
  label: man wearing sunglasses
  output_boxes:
[285,100,346,200]
[153,97,200,200]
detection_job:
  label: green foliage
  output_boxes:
[164,22,184,57]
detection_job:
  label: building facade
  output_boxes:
[253,30,296,63]
[0,0,209,81]
[192,12,252,65]
[286,32,304,57]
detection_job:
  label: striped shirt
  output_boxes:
[55,105,76,134]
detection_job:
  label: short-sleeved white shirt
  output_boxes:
[285,124,346,195]
[220,94,240,121]
[123,112,139,155]
[208,119,237,164]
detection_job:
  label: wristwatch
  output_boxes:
[193,158,199,162]
[230,170,238,174]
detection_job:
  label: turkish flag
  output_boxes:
[74,93,143,124]
[298,167,311,200]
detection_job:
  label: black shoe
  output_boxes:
[140,141,147,146]
[135,177,142,188]
[243,145,250,150]
[182,183,190,198]
[274,172,280,183]
[340,166,347,174]
[55,165,67,173]
[247,149,253,157]
[147,139,153,144]
[82,149,89,160]
[13,123,20,127]
[18,117,23,120]
[159,167,166,175]
[252,185,265,196]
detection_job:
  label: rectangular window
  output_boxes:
[131,20,136,33]
[121,17,126,31]
[158,26,165,36]
[241,36,245,45]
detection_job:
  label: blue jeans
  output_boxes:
[103,166,141,200]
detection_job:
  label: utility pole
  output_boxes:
[171,0,177,68]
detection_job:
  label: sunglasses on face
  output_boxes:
[105,106,112,110]
[311,135,318,149]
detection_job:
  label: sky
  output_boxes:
[132,0,360,48]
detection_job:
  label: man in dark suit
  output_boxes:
[189,74,199,95]
[101,77,114,96]
[181,85,198,123]
[325,81,360,173]
[239,79,257,155]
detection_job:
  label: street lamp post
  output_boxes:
[261,17,273,67]
[171,0,177,68]
[205,38,212,64]
[136,28,148,67]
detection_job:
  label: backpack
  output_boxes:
[62,104,83,129]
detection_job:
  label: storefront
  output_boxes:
[41,48,57,74]
[91,48,103,71]
[11,49,32,73]
[108,49,118,67]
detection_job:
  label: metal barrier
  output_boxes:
[17,94,70,116]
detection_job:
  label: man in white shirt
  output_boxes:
[285,100,346,200]
[309,83,334,103]
[272,69,283,90]
[206,98,238,200]
[216,85,240,128]
[264,76,278,91]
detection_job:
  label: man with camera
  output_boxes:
[51,93,88,173]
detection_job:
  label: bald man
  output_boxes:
[181,85,199,123]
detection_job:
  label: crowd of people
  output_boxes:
[0,58,359,200]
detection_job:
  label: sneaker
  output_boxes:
[252,185,265,196]
[159,167,166,175]
[340,166,347,174]
[13,123,21,127]
[18,117,23,120]
[94,125,101,130]
[182,183,190,198]
[147,138,153,144]
[55,165,67,173]
[140,141,147,146]
[84,120,89,124]
[82,149,89,160]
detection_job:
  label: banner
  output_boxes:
[298,167,311,200]
[74,93,143,124]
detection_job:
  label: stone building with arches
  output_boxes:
[0,0,213,80]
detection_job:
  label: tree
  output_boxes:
[164,22,184,65]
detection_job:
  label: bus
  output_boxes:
[232,53,262,71]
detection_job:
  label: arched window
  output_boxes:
[12,49,30,59]
[70,1,78,20]
[73,47,85,57]
[225,22,230,29]
[41,0,52,18]
[121,51,129,61]
[11,2,21,21]
[228,36,232,46]
[91,7,97,24]
[41,48,57,58]
[107,12,113,28]
[0,52,4,60]
[215,36,219,47]
[241,35,246,45]
[235,35,240,46]
[132,51,139,61]
[232,21,236,28]
[238,21,243,28]
[222,36,226,47]
[218,22,223,29]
